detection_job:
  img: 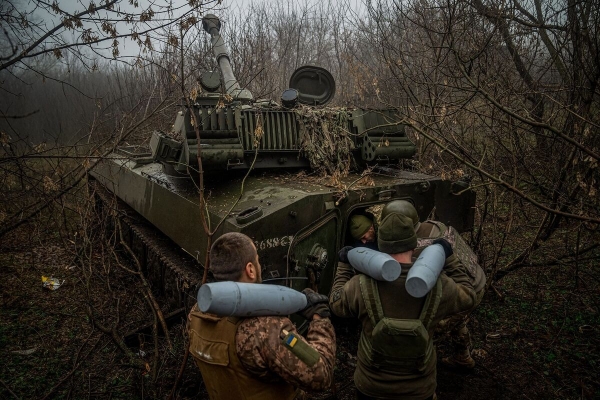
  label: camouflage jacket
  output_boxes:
[235,315,336,393]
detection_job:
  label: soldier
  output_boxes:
[381,200,486,369]
[349,213,378,250]
[188,232,336,399]
[330,213,477,399]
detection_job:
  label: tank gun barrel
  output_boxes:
[202,14,253,101]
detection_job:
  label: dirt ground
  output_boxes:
[1,221,599,399]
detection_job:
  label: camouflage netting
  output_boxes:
[295,105,356,177]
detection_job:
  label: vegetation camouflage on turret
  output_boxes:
[295,105,355,177]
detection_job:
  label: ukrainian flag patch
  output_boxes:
[281,331,320,367]
[285,335,298,347]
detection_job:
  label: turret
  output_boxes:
[202,14,253,102]
[149,14,417,177]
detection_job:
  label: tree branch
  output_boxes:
[407,121,600,224]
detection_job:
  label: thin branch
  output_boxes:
[0,380,19,400]
[0,109,40,119]
[452,49,600,162]
[116,220,173,351]
[407,121,600,224]
[39,333,100,400]
[0,97,175,239]
[0,0,119,71]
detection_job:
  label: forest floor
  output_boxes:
[0,220,599,399]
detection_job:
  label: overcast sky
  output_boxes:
[20,0,362,61]
[22,0,245,60]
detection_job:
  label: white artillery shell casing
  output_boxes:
[198,282,308,317]
[406,244,445,298]
[348,247,401,282]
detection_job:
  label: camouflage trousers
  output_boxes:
[436,288,485,357]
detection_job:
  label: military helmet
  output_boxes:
[381,200,420,230]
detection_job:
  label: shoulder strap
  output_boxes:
[418,278,442,329]
[426,220,447,236]
[359,275,385,326]
[437,221,448,235]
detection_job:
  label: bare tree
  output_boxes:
[342,0,599,281]
[0,1,224,239]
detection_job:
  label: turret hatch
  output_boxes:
[289,65,336,106]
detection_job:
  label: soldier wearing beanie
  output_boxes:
[349,214,378,250]
[377,213,417,254]
[330,213,477,400]
[382,200,486,369]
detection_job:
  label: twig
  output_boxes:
[39,333,100,400]
[0,97,175,239]
[168,341,190,400]
[407,122,600,224]
[0,109,39,119]
[489,283,504,300]
[116,221,173,351]
[86,302,145,370]
[491,212,550,282]
[574,225,581,289]
[0,379,19,400]
[114,246,161,382]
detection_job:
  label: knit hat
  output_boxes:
[349,215,373,240]
[378,213,417,254]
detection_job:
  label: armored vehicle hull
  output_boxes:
[90,154,474,307]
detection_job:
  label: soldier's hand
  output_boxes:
[433,238,453,258]
[338,246,354,263]
[299,288,331,320]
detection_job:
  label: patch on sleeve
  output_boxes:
[285,335,298,347]
[281,330,320,367]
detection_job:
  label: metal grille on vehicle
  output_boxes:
[239,110,300,150]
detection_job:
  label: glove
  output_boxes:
[338,246,354,264]
[298,288,331,319]
[433,238,453,258]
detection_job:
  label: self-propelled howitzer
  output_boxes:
[89,14,475,310]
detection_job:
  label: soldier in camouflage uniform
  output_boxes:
[188,232,336,399]
[330,213,477,399]
[381,200,486,369]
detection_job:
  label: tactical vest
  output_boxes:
[188,311,297,400]
[417,220,446,240]
[358,275,442,374]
